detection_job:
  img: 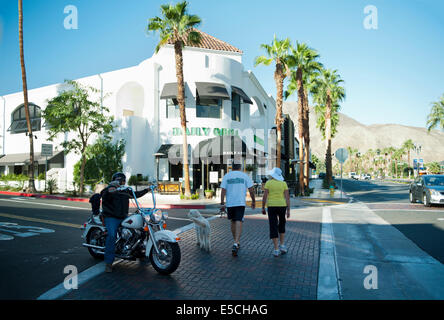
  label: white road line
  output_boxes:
[37,216,219,300]
[0,198,90,210]
[317,207,341,300]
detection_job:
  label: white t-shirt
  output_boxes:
[220,170,254,207]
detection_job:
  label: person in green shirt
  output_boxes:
[261,167,290,257]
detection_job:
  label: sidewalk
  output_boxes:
[58,210,321,300]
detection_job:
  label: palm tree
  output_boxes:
[392,148,404,178]
[285,43,322,194]
[365,149,375,174]
[18,0,36,193]
[386,146,396,178]
[255,35,292,170]
[312,69,345,186]
[147,1,201,197]
[426,94,444,132]
[346,146,358,173]
[402,139,414,178]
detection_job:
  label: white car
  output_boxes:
[349,172,359,180]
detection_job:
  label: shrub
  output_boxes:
[47,178,57,195]
[191,192,200,200]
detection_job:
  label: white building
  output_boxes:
[0,30,279,193]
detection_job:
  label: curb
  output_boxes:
[0,190,216,209]
[0,190,90,202]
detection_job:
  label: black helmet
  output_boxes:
[112,172,126,184]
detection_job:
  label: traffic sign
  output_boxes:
[335,148,348,164]
[41,144,53,157]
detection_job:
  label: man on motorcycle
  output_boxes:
[101,172,150,272]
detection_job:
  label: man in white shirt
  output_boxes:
[220,163,255,256]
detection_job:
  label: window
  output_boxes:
[196,97,222,119]
[8,103,41,134]
[231,93,241,122]
[166,99,180,119]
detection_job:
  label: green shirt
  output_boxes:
[264,179,288,207]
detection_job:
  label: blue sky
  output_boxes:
[0,0,443,129]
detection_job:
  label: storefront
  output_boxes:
[0,29,277,192]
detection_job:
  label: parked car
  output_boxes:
[318,172,326,179]
[362,174,371,180]
[349,172,359,180]
[409,174,444,207]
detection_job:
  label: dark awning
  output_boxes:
[160,82,188,100]
[195,82,230,100]
[155,144,190,163]
[196,136,251,163]
[0,151,63,166]
[7,118,41,134]
[231,86,253,104]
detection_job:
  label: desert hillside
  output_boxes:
[283,101,444,164]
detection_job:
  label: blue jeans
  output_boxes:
[104,217,123,264]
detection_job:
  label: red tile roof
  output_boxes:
[167,29,242,54]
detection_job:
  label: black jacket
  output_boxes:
[100,185,149,219]
[89,193,101,215]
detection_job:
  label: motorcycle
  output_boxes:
[81,182,181,275]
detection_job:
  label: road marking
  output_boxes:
[0,222,55,240]
[0,213,82,229]
[303,199,347,205]
[438,218,444,221]
[0,198,90,210]
[317,207,342,300]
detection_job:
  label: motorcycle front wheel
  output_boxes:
[149,240,181,275]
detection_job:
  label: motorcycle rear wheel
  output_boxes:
[86,228,105,260]
[149,240,181,275]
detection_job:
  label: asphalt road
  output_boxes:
[0,194,215,299]
[340,178,444,264]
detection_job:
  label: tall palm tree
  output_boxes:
[147,1,201,197]
[18,0,36,193]
[426,94,444,132]
[255,35,292,170]
[312,69,345,186]
[285,43,322,194]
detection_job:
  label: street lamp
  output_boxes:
[413,143,422,176]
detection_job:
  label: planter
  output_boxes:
[205,191,214,199]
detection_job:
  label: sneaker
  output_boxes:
[105,263,113,273]
[279,244,288,254]
[272,249,280,257]
[232,243,239,256]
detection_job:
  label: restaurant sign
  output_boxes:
[172,127,239,137]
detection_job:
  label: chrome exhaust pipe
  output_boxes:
[82,243,105,250]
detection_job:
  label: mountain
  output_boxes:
[283,101,444,164]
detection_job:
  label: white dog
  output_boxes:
[187,209,211,252]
